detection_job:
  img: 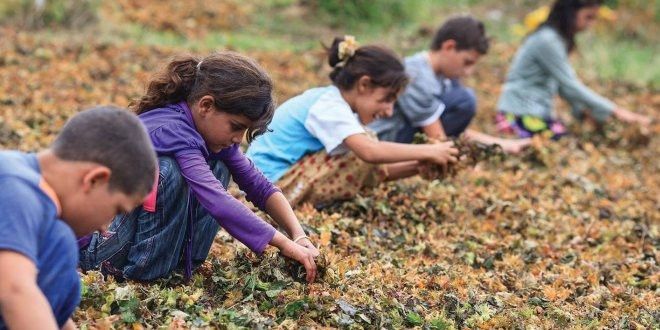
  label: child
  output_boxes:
[0,106,157,329]
[497,0,651,138]
[246,36,459,207]
[79,52,320,283]
[368,16,531,153]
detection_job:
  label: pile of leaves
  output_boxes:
[100,0,253,38]
[412,132,506,179]
[1,3,658,328]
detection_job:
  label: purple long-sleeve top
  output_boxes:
[139,101,279,254]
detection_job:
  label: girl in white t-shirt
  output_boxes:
[247,36,458,207]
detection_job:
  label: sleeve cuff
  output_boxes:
[256,186,282,211]
[251,228,277,255]
[323,127,366,154]
[0,244,38,265]
[592,103,616,122]
[412,103,445,127]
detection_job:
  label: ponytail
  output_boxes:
[131,55,201,114]
[130,52,276,143]
[326,36,408,93]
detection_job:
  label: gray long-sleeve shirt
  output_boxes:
[498,26,615,122]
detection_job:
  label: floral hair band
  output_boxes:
[336,35,359,68]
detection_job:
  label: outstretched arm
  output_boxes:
[464,129,531,154]
[265,192,319,253]
[384,161,420,181]
[344,133,458,165]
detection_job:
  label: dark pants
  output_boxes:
[396,79,477,143]
[79,157,230,281]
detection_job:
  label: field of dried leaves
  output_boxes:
[0,1,657,328]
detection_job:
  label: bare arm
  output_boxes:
[0,251,58,330]
[421,120,447,141]
[463,129,531,154]
[384,161,419,181]
[264,193,320,283]
[344,133,458,165]
[265,192,307,239]
[62,318,77,330]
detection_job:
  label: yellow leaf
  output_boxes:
[320,230,332,246]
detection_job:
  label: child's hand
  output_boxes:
[281,242,318,283]
[418,161,444,180]
[614,108,652,127]
[271,232,318,283]
[425,141,459,165]
[498,138,532,154]
[296,237,320,257]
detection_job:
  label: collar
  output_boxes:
[39,178,62,217]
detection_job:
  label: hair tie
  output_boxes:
[196,60,203,71]
[336,35,359,68]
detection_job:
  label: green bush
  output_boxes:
[0,0,100,29]
[309,0,433,29]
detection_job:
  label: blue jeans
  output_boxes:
[396,79,477,143]
[79,157,230,281]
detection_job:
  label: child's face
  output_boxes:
[194,96,253,153]
[354,83,398,125]
[62,171,145,237]
[575,6,599,32]
[441,48,481,79]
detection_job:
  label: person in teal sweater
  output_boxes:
[497,0,651,139]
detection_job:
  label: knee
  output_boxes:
[443,87,477,119]
[210,161,231,188]
[158,157,183,187]
[458,88,477,118]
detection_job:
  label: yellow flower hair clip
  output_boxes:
[336,35,359,67]
[512,5,617,36]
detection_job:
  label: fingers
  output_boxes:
[638,115,652,127]
[304,243,320,257]
[304,256,317,283]
[296,238,320,257]
[439,141,458,153]
[510,140,532,154]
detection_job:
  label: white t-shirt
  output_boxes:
[304,86,366,155]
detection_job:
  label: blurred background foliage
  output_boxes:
[0,0,658,87]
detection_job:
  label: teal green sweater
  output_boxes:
[498,26,615,122]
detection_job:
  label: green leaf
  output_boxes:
[429,316,455,330]
[265,289,281,298]
[463,252,476,266]
[406,311,423,326]
[285,299,307,318]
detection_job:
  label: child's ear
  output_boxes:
[81,166,112,193]
[356,76,372,94]
[197,95,216,116]
[441,39,457,52]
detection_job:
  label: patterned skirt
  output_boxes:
[277,150,388,208]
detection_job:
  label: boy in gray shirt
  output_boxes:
[369,16,530,153]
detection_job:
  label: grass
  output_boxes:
[576,34,660,88]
